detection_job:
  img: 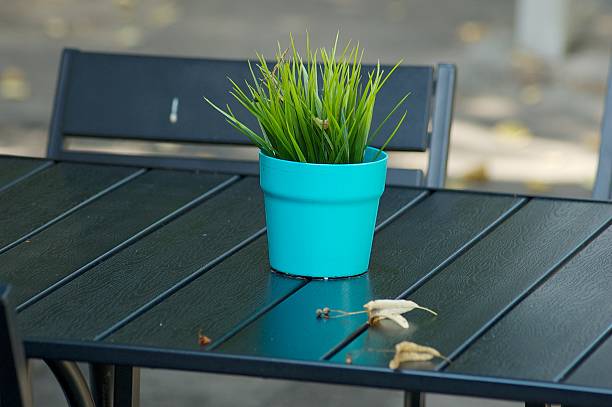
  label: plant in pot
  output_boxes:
[205,34,408,279]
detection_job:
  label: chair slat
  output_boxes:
[56,50,432,152]
[593,57,612,200]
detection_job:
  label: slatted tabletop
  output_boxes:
[1,155,611,406]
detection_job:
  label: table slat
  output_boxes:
[103,187,424,349]
[566,329,612,388]
[215,192,522,360]
[0,170,233,306]
[329,200,612,371]
[0,162,138,249]
[447,225,612,381]
[0,156,50,192]
[17,178,266,340]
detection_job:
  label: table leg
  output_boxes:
[113,366,140,407]
[403,391,424,407]
[90,364,114,407]
[90,364,140,407]
[45,360,95,407]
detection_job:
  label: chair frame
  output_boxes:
[47,49,456,188]
[593,57,612,200]
[0,285,32,407]
[0,285,95,407]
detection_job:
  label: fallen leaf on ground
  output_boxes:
[44,17,69,39]
[114,26,143,48]
[519,84,542,105]
[525,180,551,193]
[149,2,179,27]
[0,67,30,101]
[461,163,489,183]
[457,21,487,43]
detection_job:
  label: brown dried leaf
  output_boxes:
[461,163,489,183]
[389,352,434,369]
[378,312,410,329]
[198,330,211,346]
[0,67,31,101]
[316,300,437,329]
[456,21,487,43]
[113,0,137,11]
[389,341,448,369]
[44,17,69,39]
[149,3,179,27]
[114,26,143,48]
[364,300,437,328]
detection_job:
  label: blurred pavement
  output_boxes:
[2,0,611,197]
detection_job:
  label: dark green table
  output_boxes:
[1,155,611,407]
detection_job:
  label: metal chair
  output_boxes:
[593,57,612,200]
[0,285,94,407]
[0,285,31,407]
[47,49,456,188]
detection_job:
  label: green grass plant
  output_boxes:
[205,33,409,164]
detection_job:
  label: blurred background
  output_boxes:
[1,0,610,405]
[2,0,611,198]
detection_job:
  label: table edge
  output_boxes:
[24,338,612,406]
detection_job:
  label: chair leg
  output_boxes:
[45,360,95,407]
[403,391,424,407]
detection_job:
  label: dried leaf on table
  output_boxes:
[389,341,449,369]
[364,300,437,328]
[316,300,437,329]
[197,329,211,346]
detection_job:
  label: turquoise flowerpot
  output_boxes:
[259,147,388,278]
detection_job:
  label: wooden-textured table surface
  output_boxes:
[1,155,611,406]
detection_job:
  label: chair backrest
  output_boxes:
[0,285,32,407]
[48,49,455,187]
[593,57,612,200]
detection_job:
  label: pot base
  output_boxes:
[270,267,369,280]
